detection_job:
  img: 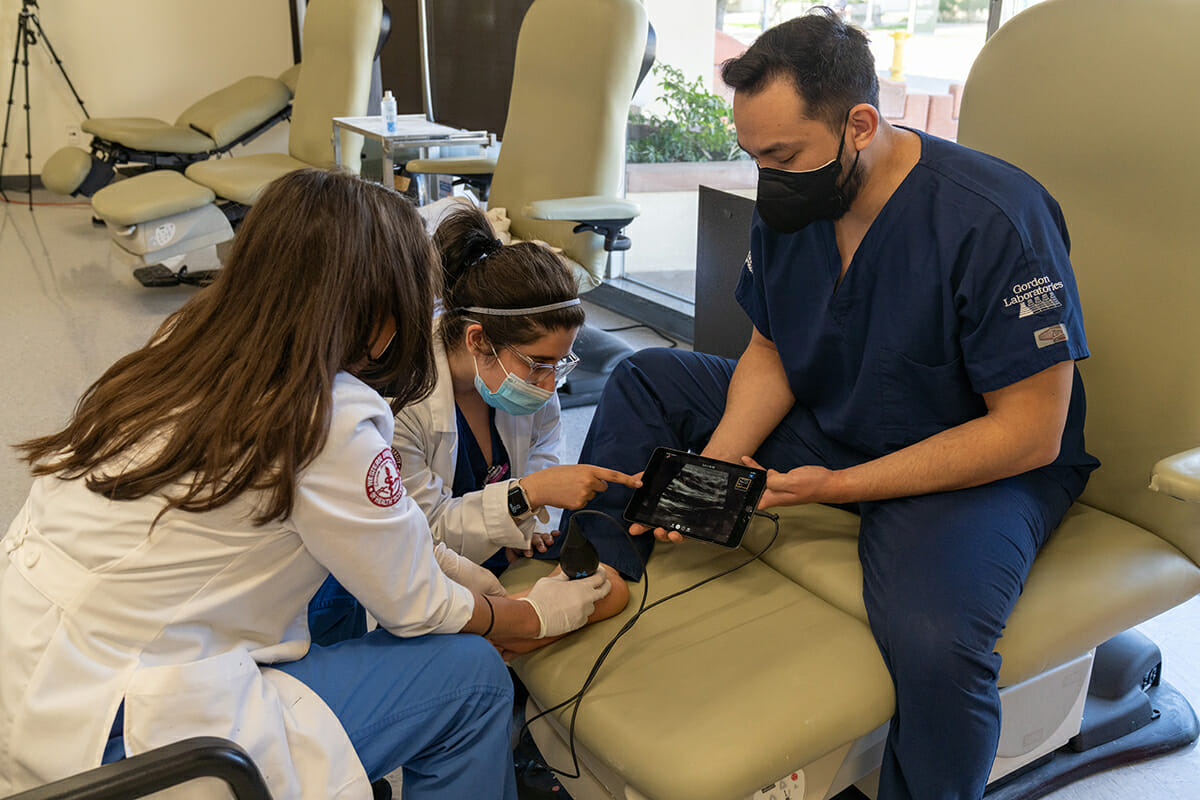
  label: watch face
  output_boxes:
[507,485,530,516]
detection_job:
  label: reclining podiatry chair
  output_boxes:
[1,737,271,800]
[497,0,1200,797]
[87,0,383,287]
[41,64,302,199]
[405,0,654,407]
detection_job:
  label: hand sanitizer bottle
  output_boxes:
[381,90,397,134]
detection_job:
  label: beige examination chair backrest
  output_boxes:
[957,0,1200,565]
[288,0,381,172]
[486,0,647,284]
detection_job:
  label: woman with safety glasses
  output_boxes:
[394,205,642,572]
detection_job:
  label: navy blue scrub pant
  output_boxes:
[551,348,1089,800]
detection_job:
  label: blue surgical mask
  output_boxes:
[473,353,554,416]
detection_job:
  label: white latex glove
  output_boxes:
[433,542,506,598]
[519,566,611,639]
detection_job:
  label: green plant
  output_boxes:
[626,64,745,164]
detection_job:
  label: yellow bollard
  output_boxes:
[889,31,912,81]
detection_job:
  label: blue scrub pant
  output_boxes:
[553,348,1089,800]
[295,578,518,798]
[274,630,518,799]
[107,591,517,800]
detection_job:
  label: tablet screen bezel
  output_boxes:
[622,447,766,547]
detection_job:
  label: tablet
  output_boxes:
[623,447,767,547]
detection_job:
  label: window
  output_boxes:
[607,0,1048,326]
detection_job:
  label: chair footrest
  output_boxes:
[92,171,215,227]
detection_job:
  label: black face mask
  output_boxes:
[755,118,861,235]
[358,331,399,397]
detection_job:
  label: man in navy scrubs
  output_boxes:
[557,9,1098,799]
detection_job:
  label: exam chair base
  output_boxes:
[983,680,1198,800]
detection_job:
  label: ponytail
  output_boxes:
[434,206,584,352]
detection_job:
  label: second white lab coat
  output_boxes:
[0,373,474,799]
[392,338,564,563]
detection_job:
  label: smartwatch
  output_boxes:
[507,482,532,518]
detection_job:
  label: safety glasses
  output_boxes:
[504,344,579,385]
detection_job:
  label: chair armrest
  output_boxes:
[1149,446,1200,502]
[403,156,497,176]
[524,196,641,224]
[5,736,271,800]
[524,197,642,252]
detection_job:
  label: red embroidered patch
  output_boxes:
[366,448,404,507]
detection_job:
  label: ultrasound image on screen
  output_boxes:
[650,462,738,543]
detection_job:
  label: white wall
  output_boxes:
[0,0,294,176]
[636,0,718,108]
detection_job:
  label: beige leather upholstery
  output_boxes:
[175,76,292,149]
[183,0,379,202]
[185,153,309,206]
[40,147,95,196]
[92,0,379,227]
[288,0,379,171]
[80,76,292,154]
[91,171,216,227]
[502,545,896,800]
[278,63,302,96]
[502,1,1200,797]
[475,0,647,288]
[959,0,1200,568]
[81,118,215,155]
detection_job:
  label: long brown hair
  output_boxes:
[17,168,438,524]
[434,205,584,353]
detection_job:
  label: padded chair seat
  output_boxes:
[405,156,497,175]
[741,502,1200,686]
[81,118,216,154]
[80,77,292,155]
[91,170,216,227]
[185,153,310,206]
[176,76,292,149]
[500,540,895,800]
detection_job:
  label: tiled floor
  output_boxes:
[1,190,1196,798]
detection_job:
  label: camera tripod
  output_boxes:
[1,0,88,210]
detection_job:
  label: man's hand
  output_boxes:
[742,457,836,508]
[519,465,642,511]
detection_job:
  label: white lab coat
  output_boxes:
[0,372,474,799]
[392,338,564,564]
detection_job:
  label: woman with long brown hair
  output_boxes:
[0,169,609,799]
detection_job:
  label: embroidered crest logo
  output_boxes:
[366,448,404,507]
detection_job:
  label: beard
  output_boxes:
[829,151,865,221]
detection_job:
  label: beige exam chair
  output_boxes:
[405,0,650,290]
[498,1,1200,798]
[88,0,382,285]
[406,0,653,406]
[42,65,302,198]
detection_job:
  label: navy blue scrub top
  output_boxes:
[735,130,1097,473]
[453,404,513,572]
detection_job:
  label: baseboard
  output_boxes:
[1,173,45,191]
[584,281,694,345]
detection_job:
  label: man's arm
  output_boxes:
[751,361,1075,508]
[701,327,796,463]
[631,328,794,542]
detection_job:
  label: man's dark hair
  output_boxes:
[721,7,879,131]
